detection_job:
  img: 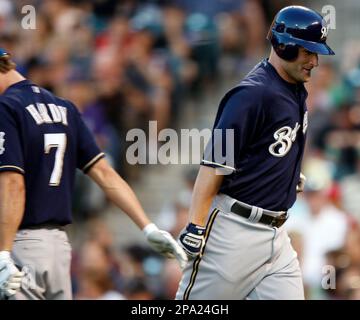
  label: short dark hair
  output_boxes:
[0,54,16,73]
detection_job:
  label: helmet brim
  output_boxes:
[274,32,335,55]
[296,38,335,55]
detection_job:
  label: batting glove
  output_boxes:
[143,223,188,269]
[0,251,24,299]
[296,172,306,193]
[178,223,206,259]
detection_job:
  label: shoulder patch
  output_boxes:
[0,132,5,155]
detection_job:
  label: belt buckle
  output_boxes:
[270,212,288,228]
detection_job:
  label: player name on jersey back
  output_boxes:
[26,103,68,126]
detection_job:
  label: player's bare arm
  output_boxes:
[0,172,25,298]
[87,158,151,229]
[189,166,224,227]
[0,172,25,251]
[87,157,187,268]
[178,166,224,258]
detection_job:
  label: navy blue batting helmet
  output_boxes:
[267,6,335,61]
[0,48,8,56]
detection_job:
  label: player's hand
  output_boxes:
[178,223,206,259]
[296,172,306,193]
[0,251,24,299]
[143,223,188,269]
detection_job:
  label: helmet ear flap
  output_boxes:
[275,43,299,61]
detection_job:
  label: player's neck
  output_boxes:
[0,70,26,94]
[268,53,297,84]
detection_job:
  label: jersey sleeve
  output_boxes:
[73,106,105,173]
[202,86,264,174]
[0,103,25,174]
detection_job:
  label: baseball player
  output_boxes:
[176,6,335,300]
[0,49,187,300]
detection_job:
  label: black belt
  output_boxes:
[230,202,288,228]
[19,223,66,231]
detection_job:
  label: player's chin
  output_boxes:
[296,75,310,83]
[301,69,312,82]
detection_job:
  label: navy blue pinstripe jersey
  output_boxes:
[202,59,308,211]
[0,80,104,228]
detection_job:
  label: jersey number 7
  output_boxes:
[44,133,67,186]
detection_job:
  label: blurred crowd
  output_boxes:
[2,0,360,299]
[286,56,360,300]
[2,0,270,182]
